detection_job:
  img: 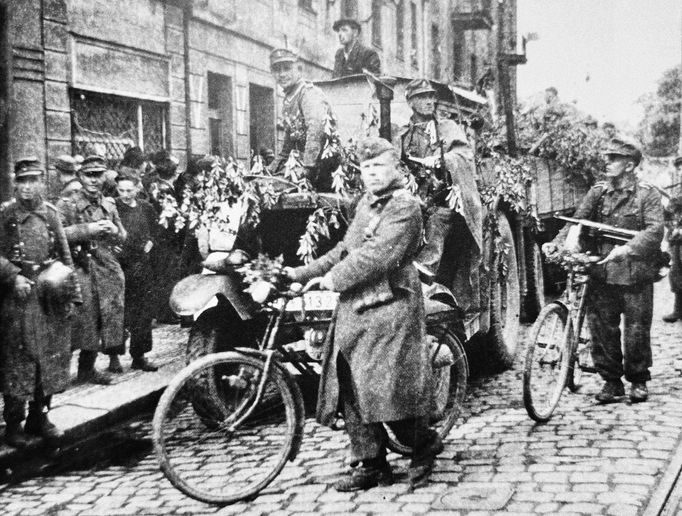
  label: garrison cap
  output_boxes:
[674,156,682,167]
[80,155,107,175]
[14,156,44,179]
[602,137,642,166]
[357,137,395,162]
[54,154,80,173]
[333,18,361,32]
[405,78,437,100]
[270,48,298,68]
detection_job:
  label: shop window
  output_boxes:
[396,0,405,60]
[70,89,167,161]
[207,72,233,157]
[371,0,382,48]
[249,83,275,159]
[341,0,357,18]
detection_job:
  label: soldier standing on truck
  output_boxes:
[268,48,336,191]
[331,18,381,78]
[543,138,664,404]
[395,78,482,309]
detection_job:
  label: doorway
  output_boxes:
[249,83,274,161]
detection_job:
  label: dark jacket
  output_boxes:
[290,185,432,426]
[556,174,664,285]
[0,199,79,398]
[332,42,381,78]
[57,192,127,351]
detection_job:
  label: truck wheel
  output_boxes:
[471,214,521,373]
[522,241,546,322]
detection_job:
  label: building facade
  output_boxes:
[0,0,518,199]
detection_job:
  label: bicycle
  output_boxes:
[152,278,469,505]
[523,252,600,422]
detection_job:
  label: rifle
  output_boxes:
[555,215,638,244]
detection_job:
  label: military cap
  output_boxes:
[602,137,642,166]
[357,137,395,162]
[674,156,682,167]
[151,149,179,169]
[405,78,437,100]
[333,18,361,32]
[54,154,80,173]
[80,155,107,175]
[270,48,298,68]
[14,156,44,179]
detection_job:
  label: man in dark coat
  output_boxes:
[395,78,482,310]
[57,155,127,384]
[268,48,336,191]
[544,138,664,404]
[0,157,81,448]
[286,137,441,491]
[663,156,682,322]
[332,18,381,78]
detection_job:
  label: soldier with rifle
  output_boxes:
[543,138,664,404]
[395,79,482,310]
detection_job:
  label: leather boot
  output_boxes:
[408,434,444,488]
[77,350,113,385]
[595,379,625,404]
[25,404,64,447]
[5,422,30,449]
[107,354,123,373]
[663,294,682,322]
[333,460,393,492]
[131,356,159,372]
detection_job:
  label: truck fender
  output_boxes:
[169,273,255,320]
[232,347,306,461]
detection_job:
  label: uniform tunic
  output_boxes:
[556,174,664,382]
[0,199,79,399]
[665,197,682,293]
[290,185,432,426]
[57,192,126,352]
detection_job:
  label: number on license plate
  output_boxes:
[285,291,338,312]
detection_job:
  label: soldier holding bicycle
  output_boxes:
[543,138,664,404]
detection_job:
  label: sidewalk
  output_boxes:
[0,324,188,476]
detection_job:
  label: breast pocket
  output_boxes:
[621,211,639,230]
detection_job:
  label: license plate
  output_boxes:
[285,291,339,312]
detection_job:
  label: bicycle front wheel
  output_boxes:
[152,352,300,505]
[523,303,572,422]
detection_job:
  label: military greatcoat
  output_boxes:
[57,191,126,351]
[0,199,80,399]
[290,185,433,426]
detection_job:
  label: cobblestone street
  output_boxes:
[1,283,681,516]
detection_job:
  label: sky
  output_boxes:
[517,0,681,130]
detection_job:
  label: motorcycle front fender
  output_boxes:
[169,273,255,320]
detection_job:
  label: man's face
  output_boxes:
[15,176,43,201]
[61,180,82,201]
[79,170,106,195]
[337,25,357,46]
[360,151,402,194]
[116,179,138,205]
[604,154,634,178]
[271,62,301,90]
[409,93,437,117]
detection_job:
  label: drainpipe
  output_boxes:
[183,1,192,156]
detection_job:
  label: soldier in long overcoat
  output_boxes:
[544,138,664,404]
[663,156,682,322]
[287,138,441,492]
[395,78,482,310]
[268,48,336,191]
[0,158,81,448]
[57,155,126,384]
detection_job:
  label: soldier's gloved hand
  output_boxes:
[319,273,335,291]
[598,245,631,265]
[541,242,559,257]
[14,274,33,300]
[98,220,118,235]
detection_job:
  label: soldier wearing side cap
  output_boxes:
[663,155,682,323]
[395,78,482,310]
[543,138,664,404]
[268,48,336,191]
[332,18,381,78]
[57,155,127,383]
[0,157,82,448]
[285,137,442,492]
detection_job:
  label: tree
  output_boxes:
[637,67,681,157]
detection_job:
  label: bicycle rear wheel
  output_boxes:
[386,328,468,455]
[523,303,572,422]
[152,352,300,505]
